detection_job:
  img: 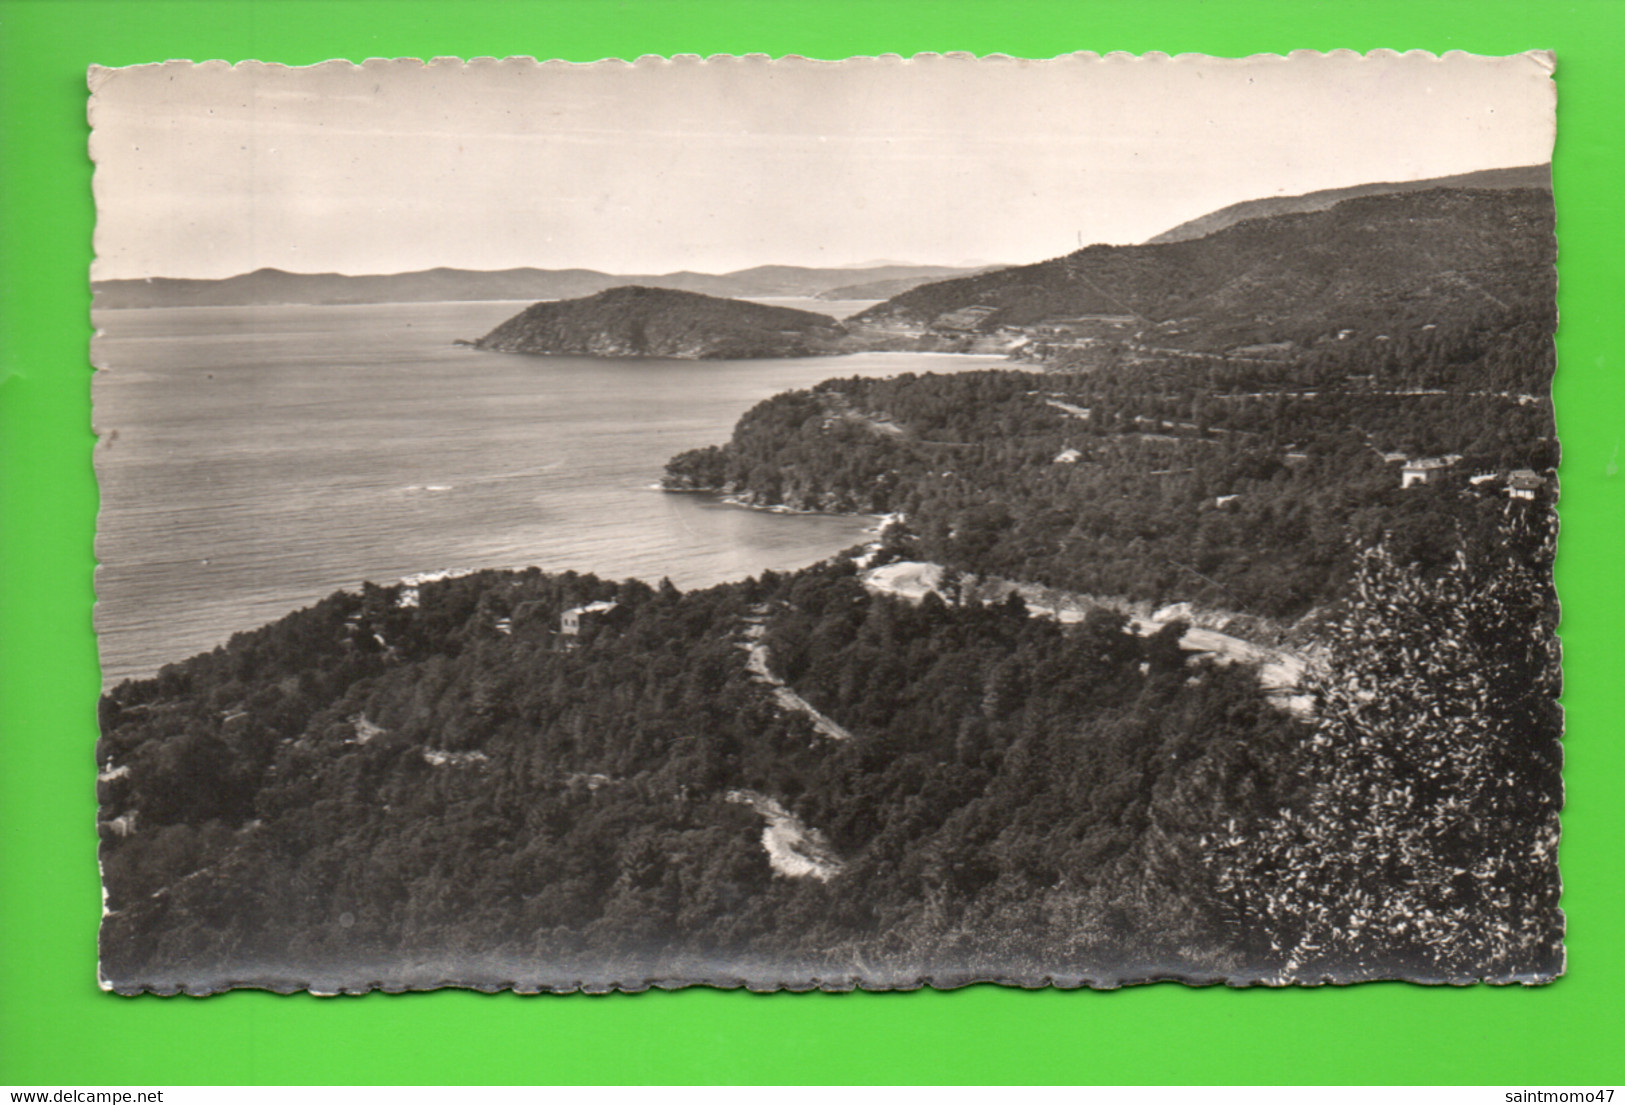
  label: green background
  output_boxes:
[1,0,1620,1085]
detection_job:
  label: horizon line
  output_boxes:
[95,160,1552,284]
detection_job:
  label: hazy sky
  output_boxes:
[89,51,1555,280]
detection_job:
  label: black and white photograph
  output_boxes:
[90,51,1562,994]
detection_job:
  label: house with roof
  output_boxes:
[1507,469,1547,500]
[1400,455,1462,489]
[561,600,619,642]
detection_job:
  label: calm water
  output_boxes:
[92,299,1005,685]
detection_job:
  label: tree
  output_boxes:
[1213,524,1563,982]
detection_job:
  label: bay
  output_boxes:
[91,299,1007,686]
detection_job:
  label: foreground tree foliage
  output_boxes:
[1212,516,1563,982]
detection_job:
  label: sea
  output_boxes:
[91,298,1008,687]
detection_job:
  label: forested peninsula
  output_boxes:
[472,286,853,360]
[661,361,1555,621]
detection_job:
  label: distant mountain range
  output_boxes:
[91,262,990,310]
[1146,163,1550,244]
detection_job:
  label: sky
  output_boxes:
[88,50,1556,281]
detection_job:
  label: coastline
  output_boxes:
[656,482,895,525]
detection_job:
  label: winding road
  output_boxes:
[738,606,854,741]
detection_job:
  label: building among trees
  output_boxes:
[560,599,618,638]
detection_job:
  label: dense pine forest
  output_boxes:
[98,564,1295,988]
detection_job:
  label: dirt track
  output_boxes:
[739,606,853,741]
[861,560,1313,717]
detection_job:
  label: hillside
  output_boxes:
[1147,163,1551,244]
[472,286,851,360]
[853,186,1555,356]
[91,261,983,310]
[97,561,1317,990]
